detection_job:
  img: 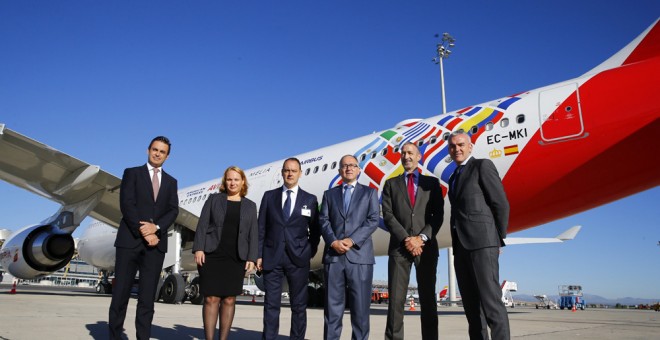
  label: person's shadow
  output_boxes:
[87,321,269,339]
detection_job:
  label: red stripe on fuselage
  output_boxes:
[503,56,660,233]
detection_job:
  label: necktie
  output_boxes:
[152,168,160,200]
[283,189,292,220]
[407,173,416,207]
[343,184,353,214]
[450,165,464,194]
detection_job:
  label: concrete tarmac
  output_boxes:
[1,284,659,339]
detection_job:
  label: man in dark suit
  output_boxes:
[448,131,510,340]
[109,136,179,340]
[256,157,321,340]
[382,142,443,340]
[319,155,379,340]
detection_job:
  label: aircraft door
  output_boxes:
[538,82,585,142]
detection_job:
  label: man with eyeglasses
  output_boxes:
[382,142,443,340]
[319,155,379,340]
[256,157,321,340]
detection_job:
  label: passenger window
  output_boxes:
[470,125,478,134]
[485,122,494,131]
[322,164,328,171]
[417,140,424,147]
[371,151,377,159]
[360,154,366,161]
[393,146,400,153]
[313,166,319,174]
[516,114,525,124]
[331,161,337,169]
[500,118,509,128]
[442,132,450,140]
[305,168,310,176]
[381,148,388,156]
[430,136,437,144]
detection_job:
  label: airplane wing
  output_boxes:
[0,123,198,231]
[503,225,581,245]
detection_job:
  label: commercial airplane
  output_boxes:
[1,18,659,305]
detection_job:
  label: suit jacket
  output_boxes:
[258,187,321,270]
[449,158,509,250]
[192,192,259,262]
[319,183,379,265]
[114,164,179,253]
[382,173,444,256]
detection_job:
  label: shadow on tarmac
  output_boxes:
[86,321,281,340]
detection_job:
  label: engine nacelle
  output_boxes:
[0,224,75,279]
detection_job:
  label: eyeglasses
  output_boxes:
[340,164,359,170]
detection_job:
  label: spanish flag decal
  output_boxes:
[504,145,519,156]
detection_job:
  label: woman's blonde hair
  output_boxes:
[219,165,249,197]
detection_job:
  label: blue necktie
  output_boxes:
[283,189,292,220]
[343,184,353,214]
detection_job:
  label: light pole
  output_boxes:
[433,32,458,306]
[433,32,455,114]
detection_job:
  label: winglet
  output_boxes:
[0,124,5,135]
[585,18,660,75]
[556,225,581,241]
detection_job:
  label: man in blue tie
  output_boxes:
[257,158,321,340]
[319,155,380,340]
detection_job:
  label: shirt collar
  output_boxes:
[147,163,162,173]
[343,181,357,188]
[282,185,299,194]
[460,155,473,166]
[404,168,419,178]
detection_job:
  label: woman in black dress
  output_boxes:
[192,166,258,340]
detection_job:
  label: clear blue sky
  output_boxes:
[1,1,658,299]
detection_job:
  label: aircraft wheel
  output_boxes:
[96,282,111,294]
[189,277,204,305]
[161,274,186,304]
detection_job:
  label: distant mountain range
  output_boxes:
[513,293,660,306]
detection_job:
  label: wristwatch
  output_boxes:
[419,234,428,242]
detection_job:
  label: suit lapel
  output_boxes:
[454,159,474,199]
[237,196,247,231]
[274,189,285,222]
[139,164,156,202]
[347,183,363,215]
[290,189,306,221]
[395,175,413,209]
[333,185,346,218]
[416,175,430,208]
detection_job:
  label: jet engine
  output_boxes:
[0,223,75,279]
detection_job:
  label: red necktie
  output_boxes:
[407,173,415,207]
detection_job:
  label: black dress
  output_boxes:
[198,200,245,297]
